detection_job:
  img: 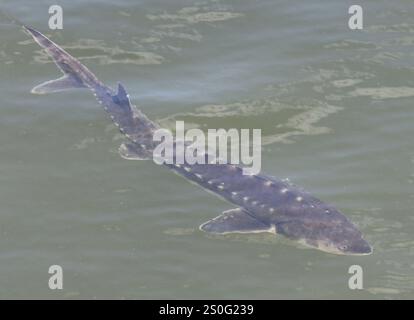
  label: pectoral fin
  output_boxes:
[118,143,149,160]
[200,208,274,234]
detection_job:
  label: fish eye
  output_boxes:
[339,244,348,251]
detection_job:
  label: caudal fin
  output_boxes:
[31,74,87,94]
[23,25,91,94]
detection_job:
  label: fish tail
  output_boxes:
[23,25,101,94]
[24,25,158,152]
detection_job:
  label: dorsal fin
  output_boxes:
[117,82,128,100]
[112,82,131,105]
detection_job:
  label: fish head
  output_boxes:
[312,226,372,256]
[281,206,372,256]
[305,211,372,256]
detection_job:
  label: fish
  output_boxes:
[23,25,372,255]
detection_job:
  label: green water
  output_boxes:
[0,0,413,299]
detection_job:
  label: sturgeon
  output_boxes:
[23,26,372,255]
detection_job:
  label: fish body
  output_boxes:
[23,26,371,255]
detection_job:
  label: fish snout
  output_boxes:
[346,238,372,255]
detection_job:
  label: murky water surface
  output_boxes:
[0,0,413,299]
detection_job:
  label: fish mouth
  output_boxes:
[346,245,373,256]
[320,245,373,256]
[302,238,373,256]
[343,249,373,256]
[321,248,371,256]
